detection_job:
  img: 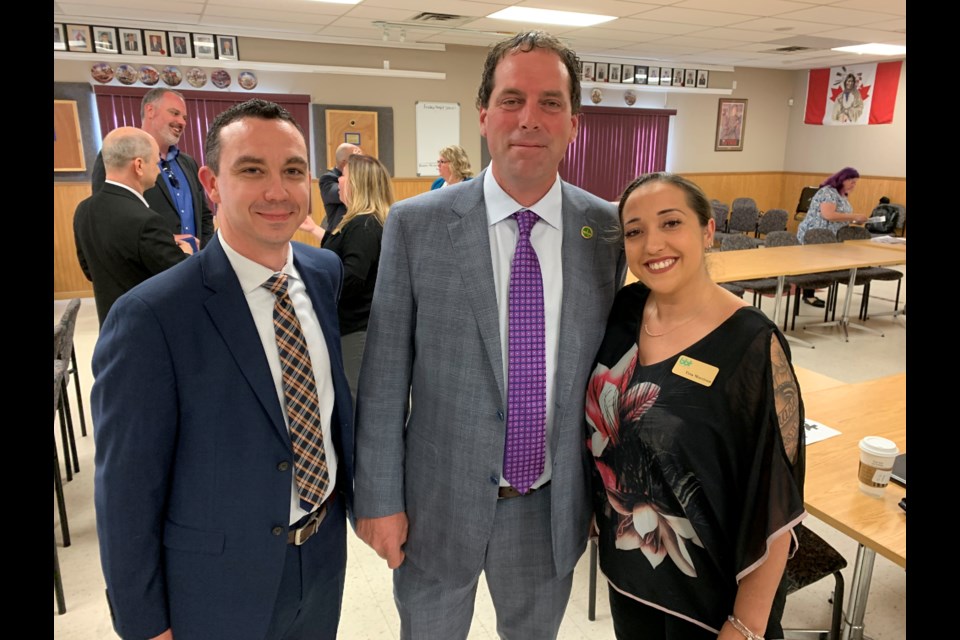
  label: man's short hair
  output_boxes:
[140,88,185,120]
[102,130,155,171]
[204,99,305,173]
[476,31,582,115]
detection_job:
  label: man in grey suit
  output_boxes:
[354,31,625,639]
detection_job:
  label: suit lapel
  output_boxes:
[447,177,505,402]
[200,239,289,444]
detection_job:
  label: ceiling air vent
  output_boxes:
[409,13,468,23]
[769,46,812,53]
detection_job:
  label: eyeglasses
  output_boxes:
[437,160,449,166]
[160,160,180,189]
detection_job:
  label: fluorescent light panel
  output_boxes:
[831,43,906,56]
[487,7,616,27]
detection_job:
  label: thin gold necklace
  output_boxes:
[642,303,706,338]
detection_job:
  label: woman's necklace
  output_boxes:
[642,300,709,338]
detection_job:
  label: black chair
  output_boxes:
[782,524,847,640]
[54,359,69,615]
[764,231,836,331]
[835,226,904,321]
[56,299,87,438]
[53,324,79,481]
[795,186,819,222]
[720,235,792,329]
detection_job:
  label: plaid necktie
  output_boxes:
[503,210,546,494]
[263,273,330,511]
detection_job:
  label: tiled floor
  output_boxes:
[53,268,906,639]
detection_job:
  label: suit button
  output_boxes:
[277,461,290,472]
[496,410,504,421]
[272,526,284,536]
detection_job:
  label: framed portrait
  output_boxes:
[193,34,217,59]
[66,24,92,53]
[118,28,142,55]
[581,61,595,82]
[697,70,709,88]
[716,98,748,152]
[648,67,660,86]
[145,30,168,56]
[659,67,672,86]
[621,64,635,84]
[54,24,67,51]
[168,32,191,57]
[93,26,118,54]
[609,64,621,83]
[684,69,696,87]
[634,66,648,85]
[217,35,238,61]
[596,62,609,83]
[672,68,684,86]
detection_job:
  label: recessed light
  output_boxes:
[486,7,616,27]
[831,43,906,56]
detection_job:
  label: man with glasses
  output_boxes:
[93,88,214,252]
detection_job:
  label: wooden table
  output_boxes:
[802,373,906,640]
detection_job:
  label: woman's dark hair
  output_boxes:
[820,167,860,194]
[618,172,713,228]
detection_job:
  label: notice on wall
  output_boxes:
[416,102,459,177]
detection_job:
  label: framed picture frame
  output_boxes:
[621,64,635,84]
[54,24,67,51]
[93,26,118,54]
[659,67,672,86]
[634,66,648,85]
[145,30,168,56]
[193,34,217,59]
[169,31,191,57]
[66,24,92,53]
[716,98,748,152]
[118,28,142,55]
[648,67,660,86]
[217,35,238,61]
[581,61,595,82]
[685,69,696,87]
[697,70,709,88]
[596,62,609,83]
[672,68,684,86]
[609,64,621,83]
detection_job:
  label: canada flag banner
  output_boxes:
[804,61,902,125]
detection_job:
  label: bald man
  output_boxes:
[74,127,192,326]
[319,142,362,231]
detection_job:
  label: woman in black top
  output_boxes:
[300,154,393,397]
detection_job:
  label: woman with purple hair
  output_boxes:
[796,167,869,307]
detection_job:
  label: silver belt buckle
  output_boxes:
[292,503,327,546]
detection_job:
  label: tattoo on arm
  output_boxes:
[770,335,800,464]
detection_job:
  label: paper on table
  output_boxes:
[865,215,885,224]
[804,419,842,445]
[870,235,906,245]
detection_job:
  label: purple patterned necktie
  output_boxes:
[503,209,546,494]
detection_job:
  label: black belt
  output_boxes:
[498,480,550,499]
[288,490,337,546]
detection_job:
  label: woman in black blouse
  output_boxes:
[300,154,393,396]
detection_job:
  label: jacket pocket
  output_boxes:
[163,520,225,555]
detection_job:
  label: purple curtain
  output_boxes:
[92,86,311,168]
[560,106,675,202]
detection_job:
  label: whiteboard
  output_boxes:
[416,102,460,177]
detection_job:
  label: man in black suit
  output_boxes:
[74,127,192,326]
[92,88,215,251]
[318,142,361,230]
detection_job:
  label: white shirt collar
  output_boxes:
[218,231,299,294]
[483,166,562,230]
[104,179,150,208]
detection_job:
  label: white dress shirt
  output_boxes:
[104,179,150,207]
[219,232,338,524]
[484,167,563,490]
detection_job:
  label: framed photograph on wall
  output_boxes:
[145,30,168,56]
[581,61,596,82]
[659,67,672,86]
[66,24,93,53]
[93,26,118,54]
[217,35,238,61]
[685,69,696,86]
[596,62,609,82]
[54,24,67,51]
[697,70,709,88]
[118,28,142,55]
[634,66,648,85]
[621,64,635,84]
[672,68,684,86]
[648,67,660,86]
[193,34,217,59]
[716,98,748,152]
[170,31,191,57]
[609,64,621,83]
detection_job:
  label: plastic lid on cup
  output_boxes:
[859,436,899,457]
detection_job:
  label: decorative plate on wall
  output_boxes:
[91,62,114,83]
[116,64,138,85]
[139,65,159,86]
[161,66,182,87]
[186,68,207,88]
[211,69,231,89]
[238,71,258,90]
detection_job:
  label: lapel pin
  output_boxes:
[581,226,594,239]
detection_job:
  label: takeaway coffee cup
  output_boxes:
[857,436,900,496]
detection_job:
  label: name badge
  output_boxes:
[672,355,719,387]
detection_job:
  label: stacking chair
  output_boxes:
[53,324,79,481]
[728,197,761,236]
[794,186,819,222]
[765,231,836,330]
[835,226,904,321]
[756,209,789,241]
[782,524,847,640]
[54,360,69,615]
[56,299,87,437]
[720,235,792,329]
[711,200,733,247]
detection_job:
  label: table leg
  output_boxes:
[772,276,814,349]
[841,544,877,640]
[805,268,884,341]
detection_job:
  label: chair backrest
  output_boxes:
[837,225,872,242]
[55,299,81,362]
[54,360,66,415]
[757,209,788,236]
[764,230,799,247]
[728,198,760,234]
[720,234,758,251]
[54,322,65,361]
[711,201,730,233]
[795,186,818,215]
[802,228,838,245]
[891,203,906,232]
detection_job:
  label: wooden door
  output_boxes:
[325,110,378,167]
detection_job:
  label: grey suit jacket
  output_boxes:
[354,171,625,581]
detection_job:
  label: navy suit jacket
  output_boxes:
[92,237,354,639]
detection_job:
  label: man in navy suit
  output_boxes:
[92,99,354,640]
